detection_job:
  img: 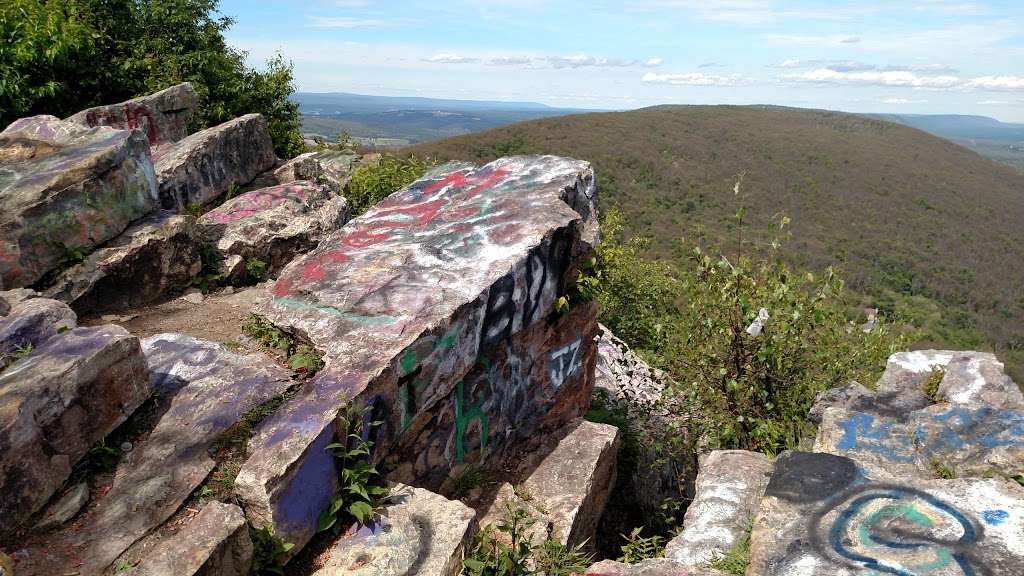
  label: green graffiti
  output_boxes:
[454,379,488,463]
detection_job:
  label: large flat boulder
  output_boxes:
[665,450,773,567]
[130,502,253,576]
[0,297,76,369]
[0,116,158,288]
[66,83,199,147]
[748,451,1024,576]
[15,334,292,574]
[0,324,150,538]
[312,484,475,576]
[199,181,349,283]
[273,150,360,194]
[154,114,276,212]
[44,211,202,314]
[235,156,599,552]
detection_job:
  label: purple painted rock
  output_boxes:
[16,334,293,575]
[43,211,202,314]
[748,451,1024,576]
[66,83,199,147]
[584,560,726,576]
[0,298,77,369]
[665,450,773,567]
[154,114,277,212]
[0,325,150,539]
[480,419,619,548]
[312,484,475,576]
[235,156,599,552]
[199,181,350,283]
[131,501,253,576]
[0,116,158,288]
[273,150,360,194]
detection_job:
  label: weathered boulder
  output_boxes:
[199,181,349,283]
[665,450,773,567]
[584,559,726,576]
[0,324,150,538]
[66,83,198,147]
[938,353,1023,409]
[34,481,89,532]
[0,296,8,317]
[0,298,77,368]
[13,334,293,575]
[312,484,476,576]
[480,420,619,548]
[273,150,360,194]
[235,156,599,552]
[0,116,158,288]
[154,114,276,212]
[131,502,253,576]
[748,451,1024,576]
[44,211,202,313]
[594,323,666,418]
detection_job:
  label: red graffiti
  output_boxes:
[84,102,159,144]
[204,185,313,225]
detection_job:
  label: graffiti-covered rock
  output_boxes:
[130,502,253,576]
[312,484,475,576]
[66,83,199,147]
[748,451,1024,576]
[273,150,360,194]
[0,116,158,288]
[583,559,726,576]
[666,450,773,567]
[0,298,76,369]
[199,181,350,283]
[235,155,599,552]
[154,114,276,212]
[13,334,293,575]
[0,325,149,539]
[44,211,202,314]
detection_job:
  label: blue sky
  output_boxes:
[219,0,1024,121]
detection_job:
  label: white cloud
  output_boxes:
[884,98,929,104]
[642,72,753,86]
[307,16,391,28]
[977,100,1010,105]
[698,61,721,68]
[963,76,1024,91]
[645,58,664,67]
[771,59,813,69]
[425,53,479,64]
[762,34,864,46]
[781,68,961,88]
[487,56,532,66]
[546,54,638,68]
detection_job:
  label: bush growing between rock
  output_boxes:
[344,156,432,215]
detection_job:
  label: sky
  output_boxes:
[219,0,1024,121]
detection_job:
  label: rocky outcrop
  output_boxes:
[66,83,198,147]
[312,484,476,576]
[0,298,77,368]
[199,181,350,283]
[44,211,202,313]
[235,155,599,552]
[273,150,360,194]
[0,116,157,288]
[0,324,150,538]
[584,559,726,576]
[665,450,773,567]
[131,502,253,576]
[154,114,276,212]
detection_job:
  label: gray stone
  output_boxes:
[808,381,874,424]
[198,181,350,283]
[131,502,253,576]
[594,323,666,418]
[181,289,205,304]
[0,296,8,317]
[0,115,158,288]
[66,83,199,147]
[748,451,1024,576]
[0,288,38,309]
[939,353,1023,409]
[583,559,726,576]
[0,298,77,369]
[43,211,202,314]
[312,484,476,576]
[666,450,773,567]
[16,334,292,575]
[273,150,360,194]
[34,482,89,532]
[235,156,599,553]
[0,325,150,538]
[154,114,276,212]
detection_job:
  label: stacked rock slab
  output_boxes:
[66,82,198,147]
[234,155,599,552]
[0,115,157,288]
[130,502,253,576]
[0,301,150,539]
[584,559,727,576]
[312,484,476,576]
[44,211,202,313]
[154,114,276,212]
[273,150,360,194]
[198,181,350,283]
[748,451,1024,575]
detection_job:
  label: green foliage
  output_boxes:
[0,0,302,158]
[250,525,294,576]
[10,343,34,362]
[708,528,751,575]
[617,527,666,563]
[193,243,224,293]
[473,135,530,159]
[317,404,389,535]
[68,438,121,484]
[288,344,324,375]
[931,458,957,480]
[923,367,946,404]
[246,257,268,281]
[243,314,325,376]
[344,156,432,215]
[463,501,592,576]
[452,468,485,497]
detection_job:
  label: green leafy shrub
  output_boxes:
[923,366,946,403]
[345,156,431,216]
[318,404,389,535]
[708,528,751,575]
[617,527,666,563]
[242,314,325,376]
[250,525,294,576]
[246,257,268,281]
